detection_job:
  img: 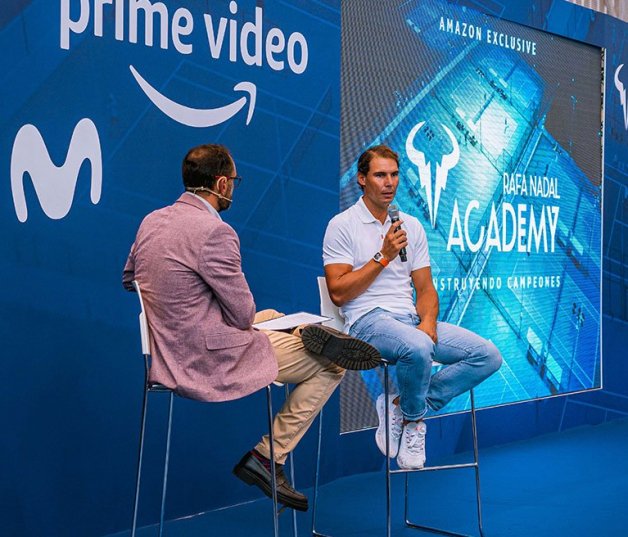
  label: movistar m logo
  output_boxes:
[11,119,102,222]
[406,121,460,228]
[615,64,628,131]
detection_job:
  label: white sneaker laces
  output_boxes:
[404,424,426,453]
[390,406,403,441]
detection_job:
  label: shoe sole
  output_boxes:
[233,462,309,512]
[397,460,425,470]
[302,325,382,370]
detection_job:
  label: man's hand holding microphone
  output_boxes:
[380,205,408,264]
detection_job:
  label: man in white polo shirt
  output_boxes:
[322,144,502,469]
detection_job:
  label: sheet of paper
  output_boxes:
[253,312,331,331]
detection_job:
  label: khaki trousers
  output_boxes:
[253,310,345,464]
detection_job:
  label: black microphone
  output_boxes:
[388,205,407,263]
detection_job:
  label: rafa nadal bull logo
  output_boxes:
[615,64,628,131]
[405,121,460,228]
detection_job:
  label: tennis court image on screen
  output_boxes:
[338,0,602,433]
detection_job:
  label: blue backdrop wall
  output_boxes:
[0,1,625,536]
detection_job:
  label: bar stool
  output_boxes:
[314,277,484,537]
[129,280,281,537]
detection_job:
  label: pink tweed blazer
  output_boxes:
[123,193,278,402]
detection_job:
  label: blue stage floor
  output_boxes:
[109,418,628,537]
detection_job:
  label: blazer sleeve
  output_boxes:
[198,224,256,329]
[122,244,136,292]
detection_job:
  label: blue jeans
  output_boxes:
[349,308,502,421]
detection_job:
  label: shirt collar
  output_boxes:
[185,191,222,220]
[356,196,391,225]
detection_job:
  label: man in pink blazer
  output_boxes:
[123,144,379,511]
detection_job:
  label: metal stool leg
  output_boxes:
[402,389,484,537]
[311,408,332,537]
[131,383,150,537]
[266,385,280,537]
[469,390,484,537]
[284,384,298,537]
[384,362,392,537]
[157,392,174,537]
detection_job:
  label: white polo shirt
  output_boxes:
[323,197,431,331]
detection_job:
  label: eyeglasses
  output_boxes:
[215,175,242,188]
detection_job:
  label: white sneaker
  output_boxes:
[375,393,403,458]
[397,421,427,469]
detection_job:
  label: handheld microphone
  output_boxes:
[388,205,407,263]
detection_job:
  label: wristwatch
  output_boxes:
[373,251,389,267]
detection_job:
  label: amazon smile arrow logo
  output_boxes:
[130,65,257,128]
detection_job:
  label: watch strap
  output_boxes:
[374,252,389,267]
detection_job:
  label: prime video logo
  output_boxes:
[59,0,309,128]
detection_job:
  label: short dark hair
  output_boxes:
[182,144,234,189]
[356,145,399,190]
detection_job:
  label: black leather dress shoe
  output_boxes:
[302,324,382,370]
[233,452,309,512]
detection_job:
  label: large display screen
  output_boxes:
[339,0,604,433]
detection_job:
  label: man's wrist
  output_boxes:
[373,251,389,267]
